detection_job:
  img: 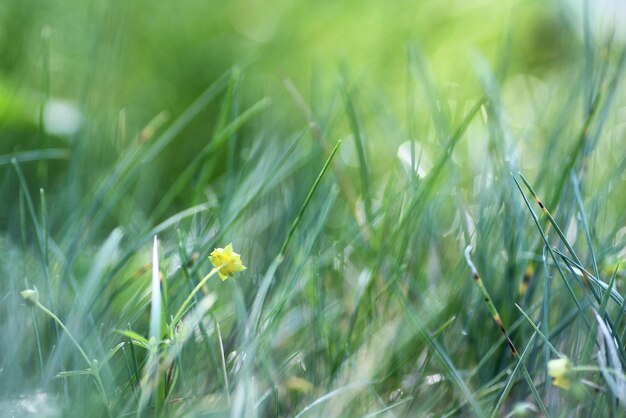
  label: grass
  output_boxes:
[3,3,626,417]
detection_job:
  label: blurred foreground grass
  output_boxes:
[2,0,626,417]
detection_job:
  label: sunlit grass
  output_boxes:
[2,2,626,417]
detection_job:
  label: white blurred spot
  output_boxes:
[0,392,58,417]
[397,141,431,177]
[355,197,367,226]
[425,373,444,385]
[460,208,477,249]
[43,100,82,136]
[340,135,360,168]
[566,217,578,244]
[570,266,584,278]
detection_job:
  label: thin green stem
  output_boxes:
[279,139,341,256]
[93,369,110,407]
[514,303,560,358]
[172,267,220,325]
[512,175,593,331]
[214,316,231,404]
[30,299,110,414]
[33,300,91,366]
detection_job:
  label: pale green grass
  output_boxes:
[2,2,626,418]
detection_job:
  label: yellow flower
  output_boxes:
[209,243,246,280]
[548,357,573,390]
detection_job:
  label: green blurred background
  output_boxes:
[0,0,589,240]
[0,0,572,123]
[0,0,574,185]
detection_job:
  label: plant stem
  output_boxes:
[31,299,110,414]
[280,138,341,256]
[172,267,220,325]
[34,300,91,366]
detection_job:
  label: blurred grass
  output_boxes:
[2,0,626,417]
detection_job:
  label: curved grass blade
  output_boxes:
[492,331,539,418]
[279,138,341,256]
[464,246,549,417]
[394,283,487,418]
[0,148,69,166]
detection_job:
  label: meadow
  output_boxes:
[2,0,626,417]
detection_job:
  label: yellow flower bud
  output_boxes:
[548,357,573,390]
[21,289,39,306]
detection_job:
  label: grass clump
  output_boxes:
[2,2,626,417]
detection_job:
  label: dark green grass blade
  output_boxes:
[491,331,539,417]
[151,96,271,220]
[340,76,372,226]
[12,160,56,309]
[600,266,619,319]
[279,139,341,256]
[394,284,487,418]
[512,174,592,330]
[571,173,600,288]
[517,173,626,366]
[515,304,560,357]
[464,246,549,416]
[0,149,69,166]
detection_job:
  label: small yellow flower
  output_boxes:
[548,357,573,390]
[209,243,246,280]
